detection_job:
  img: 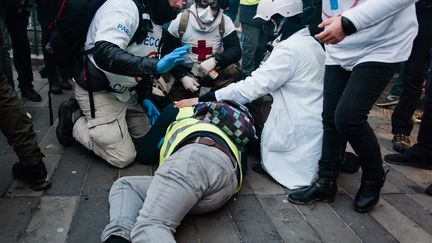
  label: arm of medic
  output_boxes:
[315,0,418,44]
[175,41,297,108]
[197,30,242,76]
[93,40,189,124]
[93,40,189,76]
[134,104,179,164]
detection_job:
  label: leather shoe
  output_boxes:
[12,162,51,191]
[354,172,387,213]
[21,87,42,102]
[384,153,432,169]
[288,177,337,205]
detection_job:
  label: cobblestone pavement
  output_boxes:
[0,73,431,243]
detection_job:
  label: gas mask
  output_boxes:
[197,5,216,24]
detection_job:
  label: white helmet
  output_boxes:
[254,0,303,21]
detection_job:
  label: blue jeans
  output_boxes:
[101,143,238,242]
[240,23,266,78]
[318,62,399,179]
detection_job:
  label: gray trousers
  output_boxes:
[101,143,238,242]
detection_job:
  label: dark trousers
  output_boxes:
[391,7,432,136]
[4,0,34,90]
[0,75,43,165]
[36,0,64,85]
[405,66,432,162]
[318,63,399,179]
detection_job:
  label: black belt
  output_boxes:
[183,136,240,182]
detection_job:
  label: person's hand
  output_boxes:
[174,98,199,108]
[198,57,217,76]
[180,76,200,92]
[315,16,346,45]
[156,45,190,74]
[141,99,160,126]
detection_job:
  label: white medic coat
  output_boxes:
[84,0,162,102]
[215,28,325,189]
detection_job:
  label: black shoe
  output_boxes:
[50,82,63,94]
[60,79,73,90]
[288,178,337,205]
[392,133,411,153]
[384,153,432,169]
[341,152,361,174]
[21,87,42,102]
[12,162,51,191]
[425,184,432,197]
[57,97,80,146]
[354,171,387,213]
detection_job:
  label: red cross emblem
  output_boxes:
[192,40,212,61]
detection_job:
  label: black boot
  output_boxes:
[354,171,387,213]
[12,161,51,191]
[288,177,337,205]
[57,97,80,146]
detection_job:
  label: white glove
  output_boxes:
[180,76,200,92]
[198,57,217,76]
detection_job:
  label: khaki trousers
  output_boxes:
[73,85,150,168]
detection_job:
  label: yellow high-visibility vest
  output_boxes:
[159,107,243,191]
[240,0,260,6]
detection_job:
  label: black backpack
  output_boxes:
[46,0,152,122]
[47,0,151,73]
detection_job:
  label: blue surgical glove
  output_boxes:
[142,99,160,126]
[156,44,190,74]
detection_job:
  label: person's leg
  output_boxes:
[4,1,37,98]
[391,11,432,139]
[2,48,14,87]
[254,26,267,71]
[72,85,137,168]
[130,144,237,242]
[335,62,398,212]
[225,0,240,22]
[389,64,405,97]
[101,176,153,242]
[0,74,50,190]
[288,65,350,204]
[125,99,150,140]
[240,24,263,78]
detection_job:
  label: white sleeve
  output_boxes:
[93,0,139,50]
[222,15,236,37]
[167,13,182,38]
[215,43,297,104]
[342,0,418,31]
